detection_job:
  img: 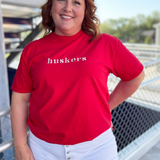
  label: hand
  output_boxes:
[15,144,35,160]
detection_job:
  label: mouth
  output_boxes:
[60,15,73,19]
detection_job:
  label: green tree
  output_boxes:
[100,11,160,43]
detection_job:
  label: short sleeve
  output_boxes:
[111,39,143,81]
[11,51,33,93]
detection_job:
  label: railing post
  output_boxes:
[0,1,12,158]
[153,23,160,46]
[0,1,10,109]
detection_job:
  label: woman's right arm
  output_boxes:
[11,91,35,160]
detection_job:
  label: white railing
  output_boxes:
[0,107,13,153]
[124,43,160,51]
[124,43,160,61]
[0,107,10,117]
[0,108,29,153]
[0,139,14,153]
[5,48,23,53]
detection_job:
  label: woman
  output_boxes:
[11,0,145,160]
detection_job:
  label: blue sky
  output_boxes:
[95,0,160,22]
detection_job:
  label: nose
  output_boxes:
[64,2,72,12]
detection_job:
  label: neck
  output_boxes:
[54,28,82,36]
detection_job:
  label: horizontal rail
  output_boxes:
[0,107,10,118]
[0,132,29,153]
[0,139,14,153]
[143,58,160,67]
[136,56,157,61]
[131,51,160,56]
[139,76,160,88]
[124,43,160,49]
[5,48,23,53]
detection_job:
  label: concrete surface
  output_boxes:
[139,140,160,160]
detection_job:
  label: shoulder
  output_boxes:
[21,35,50,57]
[25,35,47,50]
[99,33,119,44]
[92,33,120,52]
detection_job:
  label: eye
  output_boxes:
[74,1,80,5]
[57,0,65,3]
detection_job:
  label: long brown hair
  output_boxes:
[41,0,100,42]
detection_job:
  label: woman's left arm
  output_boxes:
[108,70,145,111]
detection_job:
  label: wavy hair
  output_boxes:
[41,0,100,42]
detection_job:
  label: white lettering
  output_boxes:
[71,58,77,62]
[82,57,87,61]
[53,59,60,64]
[60,59,64,63]
[48,58,52,64]
[77,57,81,61]
[65,58,70,63]
[47,57,87,64]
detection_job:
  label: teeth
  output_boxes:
[61,15,72,19]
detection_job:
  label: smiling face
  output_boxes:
[51,0,85,36]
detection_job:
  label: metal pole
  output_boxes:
[0,1,12,158]
[0,1,10,109]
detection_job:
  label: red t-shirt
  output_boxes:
[11,30,143,145]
